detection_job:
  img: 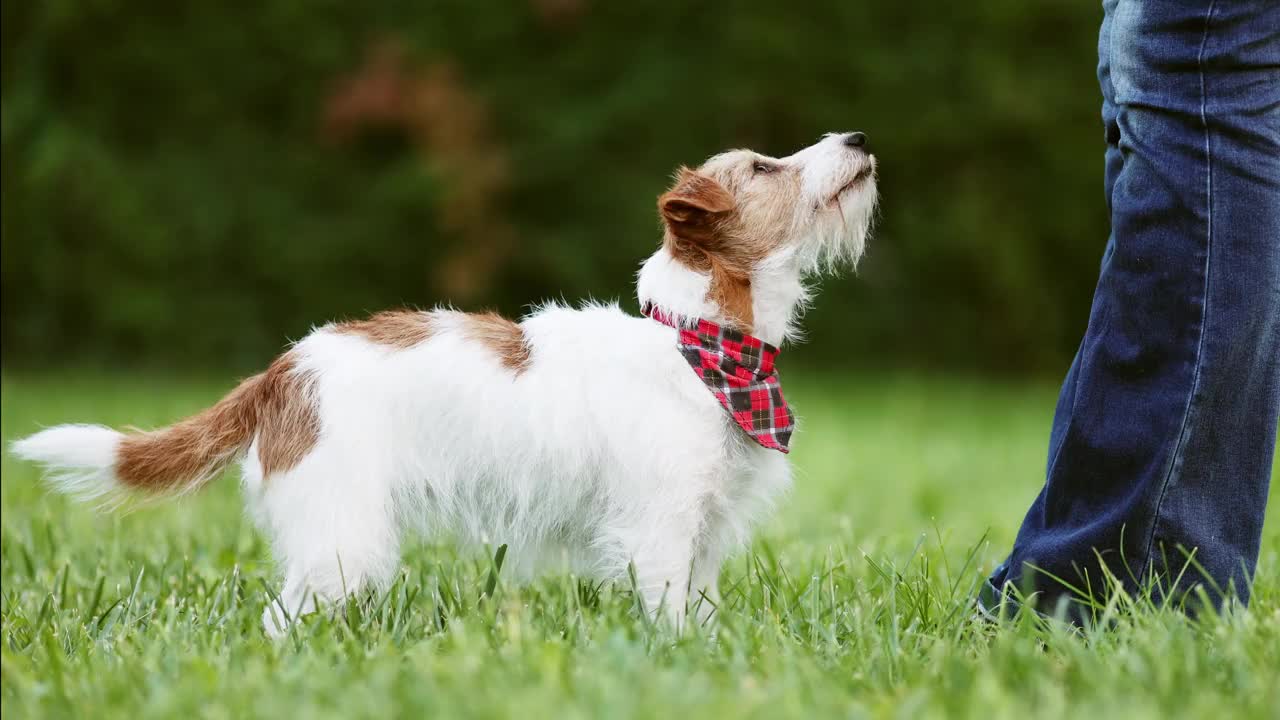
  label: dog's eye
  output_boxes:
[753,162,775,175]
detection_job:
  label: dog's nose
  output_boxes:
[844,131,868,148]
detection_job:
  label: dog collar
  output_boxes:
[642,303,794,453]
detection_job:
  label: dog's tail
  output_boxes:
[11,354,317,505]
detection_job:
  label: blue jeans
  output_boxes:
[985,0,1280,618]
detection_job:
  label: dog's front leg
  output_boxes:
[688,541,726,629]
[615,518,701,632]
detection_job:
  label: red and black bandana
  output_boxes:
[643,303,795,453]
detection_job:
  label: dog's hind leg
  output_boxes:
[253,443,403,636]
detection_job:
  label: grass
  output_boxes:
[2,371,1277,719]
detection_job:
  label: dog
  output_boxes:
[12,132,877,634]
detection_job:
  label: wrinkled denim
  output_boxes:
[986,0,1280,618]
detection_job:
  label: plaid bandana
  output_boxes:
[643,303,795,453]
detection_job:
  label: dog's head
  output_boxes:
[642,133,877,342]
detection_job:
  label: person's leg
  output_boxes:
[985,0,1280,619]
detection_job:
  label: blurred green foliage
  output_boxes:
[1,1,1107,373]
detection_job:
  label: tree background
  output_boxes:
[1,0,1107,374]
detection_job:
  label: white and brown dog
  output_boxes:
[13,132,877,634]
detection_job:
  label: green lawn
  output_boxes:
[2,372,1277,719]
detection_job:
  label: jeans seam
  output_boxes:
[1045,347,1085,490]
[1140,0,1217,580]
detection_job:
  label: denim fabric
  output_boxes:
[987,0,1280,618]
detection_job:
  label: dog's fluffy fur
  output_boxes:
[13,133,878,634]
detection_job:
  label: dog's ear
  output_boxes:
[659,168,735,243]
